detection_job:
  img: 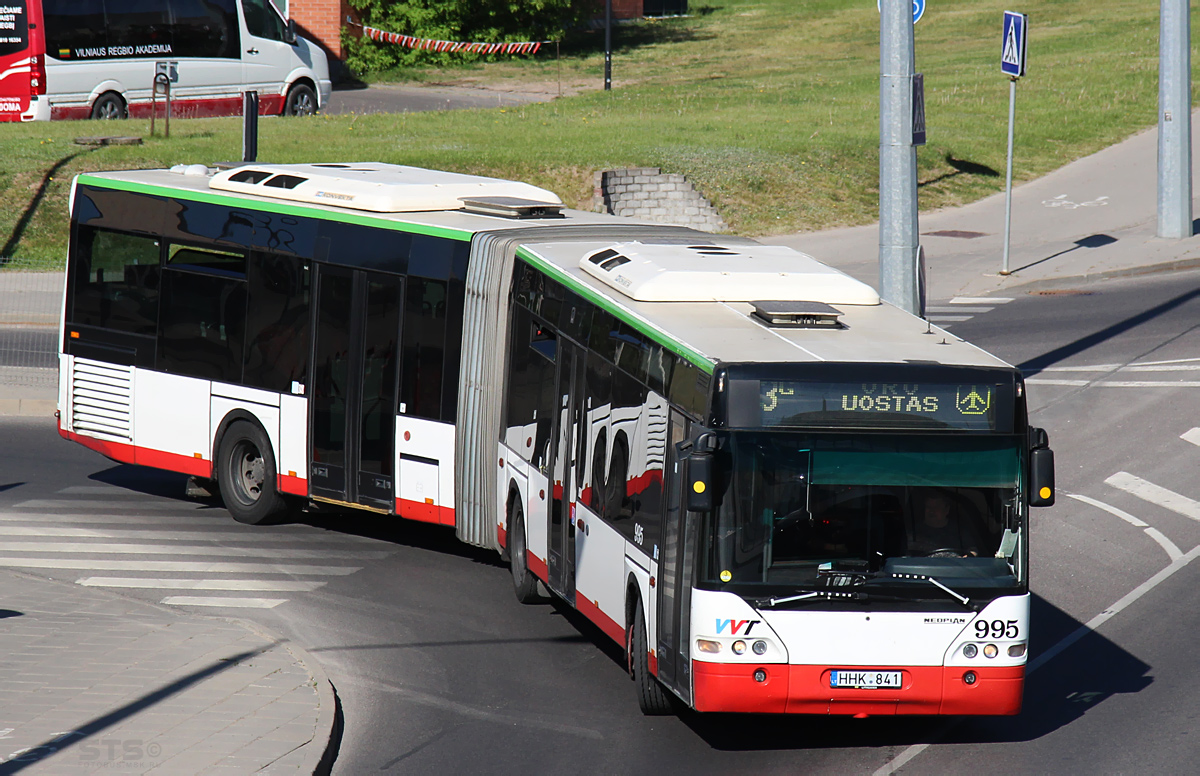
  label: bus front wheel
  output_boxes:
[217,421,287,525]
[90,92,127,120]
[509,500,541,604]
[629,598,674,715]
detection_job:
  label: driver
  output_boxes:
[910,491,981,557]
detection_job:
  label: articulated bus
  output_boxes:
[58,162,1055,716]
[0,0,329,121]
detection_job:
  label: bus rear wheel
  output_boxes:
[90,92,127,120]
[217,421,287,525]
[629,598,674,715]
[509,500,541,604]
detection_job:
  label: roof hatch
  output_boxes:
[578,242,880,305]
[209,162,563,214]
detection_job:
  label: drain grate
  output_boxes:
[921,230,988,239]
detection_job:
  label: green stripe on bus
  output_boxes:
[75,175,474,242]
[515,245,715,373]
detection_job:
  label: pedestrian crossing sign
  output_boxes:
[1001,11,1028,78]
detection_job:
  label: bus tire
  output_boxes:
[509,500,541,604]
[90,92,127,120]
[284,83,317,116]
[629,598,674,715]
[216,420,287,525]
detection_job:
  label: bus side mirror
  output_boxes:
[285,19,298,45]
[1028,426,1054,507]
[686,452,714,512]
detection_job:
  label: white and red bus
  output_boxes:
[58,162,1055,717]
[0,0,329,121]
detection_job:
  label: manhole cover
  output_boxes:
[921,230,987,239]
[1031,289,1097,296]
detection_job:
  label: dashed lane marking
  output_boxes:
[1181,428,1200,447]
[1105,472,1200,522]
[948,297,1015,305]
[1026,379,1200,388]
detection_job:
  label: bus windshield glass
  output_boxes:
[699,431,1023,595]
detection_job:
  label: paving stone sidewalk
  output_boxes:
[0,569,336,775]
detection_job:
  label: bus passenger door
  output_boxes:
[309,266,402,511]
[547,341,586,602]
[656,410,691,699]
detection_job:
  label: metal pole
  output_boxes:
[242,91,258,163]
[879,0,920,315]
[604,0,612,91]
[1001,77,1017,274]
[1158,0,1192,239]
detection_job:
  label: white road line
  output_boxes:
[77,577,326,592]
[0,512,225,524]
[0,558,361,574]
[0,541,386,559]
[1181,428,1200,447]
[1066,493,1183,561]
[57,486,145,495]
[949,297,1014,304]
[875,541,1200,775]
[1026,379,1200,387]
[0,526,369,544]
[926,315,974,323]
[1122,364,1200,372]
[11,499,195,510]
[925,306,991,314]
[1105,472,1200,522]
[161,596,287,608]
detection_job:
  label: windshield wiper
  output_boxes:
[753,589,907,609]
[889,573,971,607]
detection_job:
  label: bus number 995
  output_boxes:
[976,619,1019,639]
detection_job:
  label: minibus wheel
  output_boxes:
[90,92,127,120]
[285,84,317,116]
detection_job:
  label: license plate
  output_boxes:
[829,670,902,689]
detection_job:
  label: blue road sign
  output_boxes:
[877,0,926,24]
[1001,11,1028,77]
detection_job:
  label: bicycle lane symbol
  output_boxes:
[1042,194,1110,209]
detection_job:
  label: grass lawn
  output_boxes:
[0,0,1189,269]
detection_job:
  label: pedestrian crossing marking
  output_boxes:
[0,558,363,574]
[1105,472,1200,522]
[0,541,386,560]
[77,577,327,592]
[161,596,287,609]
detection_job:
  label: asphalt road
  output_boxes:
[323,83,553,116]
[3,268,1199,773]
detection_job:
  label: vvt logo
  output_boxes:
[715,618,761,635]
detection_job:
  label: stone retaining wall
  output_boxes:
[593,167,726,232]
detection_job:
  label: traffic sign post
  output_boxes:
[1000,11,1028,275]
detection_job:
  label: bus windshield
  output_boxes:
[699,431,1024,594]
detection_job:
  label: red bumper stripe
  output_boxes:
[692,662,1025,715]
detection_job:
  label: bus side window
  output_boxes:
[503,306,557,469]
[43,0,107,56]
[158,244,248,384]
[69,227,162,337]
[244,252,309,393]
[401,277,447,421]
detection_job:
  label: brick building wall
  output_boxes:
[288,0,355,60]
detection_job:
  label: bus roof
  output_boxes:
[75,165,1014,373]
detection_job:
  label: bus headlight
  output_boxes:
[732,640,747,655]
[962,643,978,659]
[983,644,999,659]
[1008,643,1027,657]
[696,639,722,654]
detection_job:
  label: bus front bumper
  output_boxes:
[691,661,1025,716]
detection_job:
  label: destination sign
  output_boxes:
[759,380,1009,431]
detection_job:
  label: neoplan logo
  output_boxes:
[716,618,761,635]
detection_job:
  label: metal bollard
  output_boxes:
[150,73,171,138]
[243,91,258,162]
